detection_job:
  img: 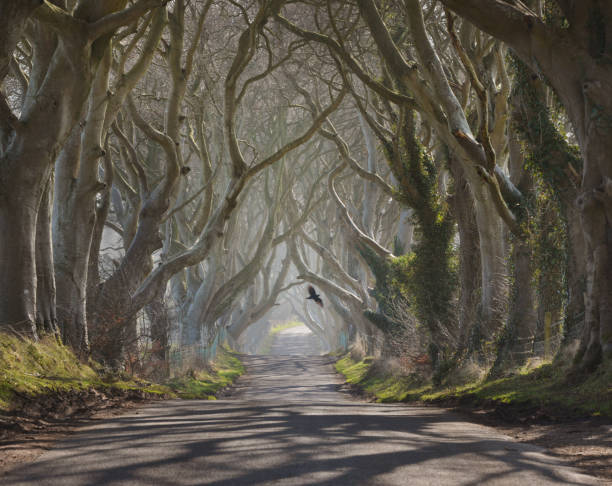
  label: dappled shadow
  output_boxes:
[493,419,612,482]
[3,353,600,485]
[4,399,597,485]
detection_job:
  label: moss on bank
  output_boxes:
[0,333,244,410]
[336,354,612,418]
[164,347,245,399]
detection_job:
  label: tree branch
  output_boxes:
[439,0,542,61]
[88,0,169,42]
[34,1,83,36]
[328,162,393,258]
[0,0,41,83]
[244,87,347,181]
[275,13,415,107]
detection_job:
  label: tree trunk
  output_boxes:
[440,0,612,371]
[510,61,607,369]
[510,240,537,356]
[54,50,111,356]
[471,182,508,339]
[490,238,536,375]
[53,130,90,355]
[181,256,217,347]
[359,113,378,236]
[509,57,586,355]
[491,135,537,373]
[0,1,133,336]
[0,145,50,336]
[564,204,587,344]
[36,175,59,336]
[575,138,612,368]
[449,158,481,353]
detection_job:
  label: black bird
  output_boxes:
[306,285,323,307]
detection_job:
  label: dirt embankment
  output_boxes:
[0,387,167,475]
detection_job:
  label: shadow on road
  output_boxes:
[3,331,600,485]
[4,398,597,485]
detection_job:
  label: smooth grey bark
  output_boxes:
[449,157,481,353]
[359,113,378,237]
[54,49,111,355]
[0,0,165,335]
[351,0,507,339]
[440,0,612,370]
[87,148,113,311]
[182,254,218,346]
[35,175,59,336]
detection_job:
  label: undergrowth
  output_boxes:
[336,354,612,418]
[0,333,244,410]
[164,347,245,399]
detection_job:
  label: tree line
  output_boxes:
[0,0,609,378]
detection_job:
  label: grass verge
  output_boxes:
[164,347,245,399]
[0,333,244,411]
[335,354,612,419]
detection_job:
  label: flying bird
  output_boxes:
[306,285,323,307]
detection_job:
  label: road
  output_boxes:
[4,325,599,485]
[269,325,322,357]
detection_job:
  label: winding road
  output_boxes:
[4,325,599,485]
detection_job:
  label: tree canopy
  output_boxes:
[0,0,610,379]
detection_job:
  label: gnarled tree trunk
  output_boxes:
[440,0,612,368]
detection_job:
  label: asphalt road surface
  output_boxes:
[4,327,599,485]
[269,325,322,357]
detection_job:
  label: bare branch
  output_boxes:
[34,1,83,36]
[105,221,124,238]
[88,0,168,42]
[275,13,415,107]
[244,87,347,181]
[328,162,393,258]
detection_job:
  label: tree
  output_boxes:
[0,0,166,336]
[440,0,612,369]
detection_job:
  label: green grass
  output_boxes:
[336,354,612,418]
[0,333,245,410]
[0,333,171,410]
[257,320,304,355]
[164,346,245,399]
[0,333,97,409]
[335,355,429,402]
